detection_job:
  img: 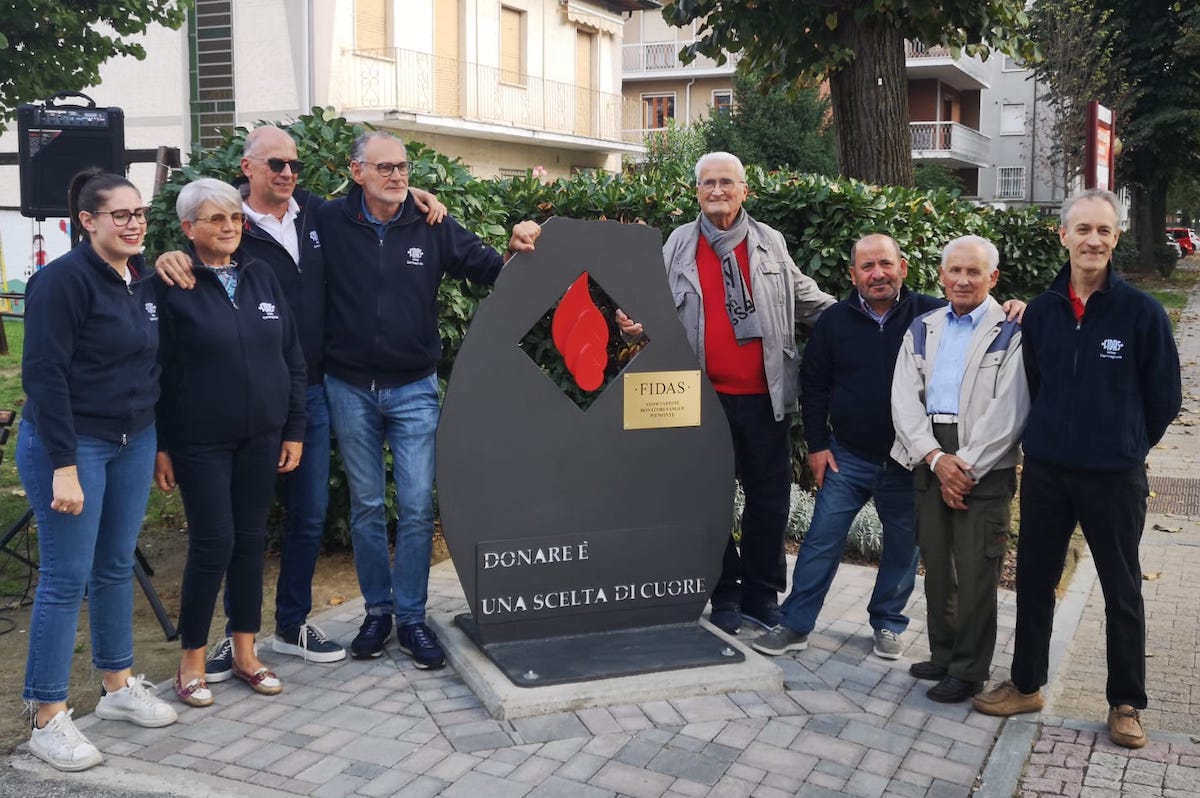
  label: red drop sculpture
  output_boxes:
[551,272,608,392]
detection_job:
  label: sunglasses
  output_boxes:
[252,157,304,174]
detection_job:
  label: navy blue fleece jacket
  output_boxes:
[238,186,327,386]
[21,242,159,468]
[800,287,946,462]
[1021,263,1181,472]
[318,185,504,389]
[154,250,306,449]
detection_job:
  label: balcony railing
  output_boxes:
[904,40,990,88]
[910,121,990,166]
[622,40,740,74]
[343,47,627,142]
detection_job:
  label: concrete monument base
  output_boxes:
[429,612,783,720]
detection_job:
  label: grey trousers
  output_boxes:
[915,424,1016,682]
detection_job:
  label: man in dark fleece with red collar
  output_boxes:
[318,130,540,669]
[973,189,1181,751]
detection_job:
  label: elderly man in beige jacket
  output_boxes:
[891,235,1030,703]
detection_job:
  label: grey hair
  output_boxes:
[694,151,746,184]
[941,235,999,273]
[1060,189,1122,226]
[352,130,404,163]
[849,234,904,267]
[176,177,242,222]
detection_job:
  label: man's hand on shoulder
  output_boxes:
[155,250,196,289]
[1000,298,1026,322]
[409,187,447,225]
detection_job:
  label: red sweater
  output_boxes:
[696,236,768,394]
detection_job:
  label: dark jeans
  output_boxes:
[1011,458,1149,708]
[174,431,282,650]
[711,393,791,611]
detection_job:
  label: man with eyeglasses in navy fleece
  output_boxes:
[317,131,540,669]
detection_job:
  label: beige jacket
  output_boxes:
[890,295,1030,478]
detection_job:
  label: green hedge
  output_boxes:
[146,110,1066,543]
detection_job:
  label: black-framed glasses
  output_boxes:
[359,160,409,177]
[252,157,304,174]
[194,212,246,227]
[91,207,150,226]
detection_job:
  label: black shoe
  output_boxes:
[709,603,741,635]
[909,660,949,681]
[395,622,445,669]
[927,675,984,703]
[351,614,392,659]
[741,602,782,630]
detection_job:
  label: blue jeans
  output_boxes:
[779,441,918,636]
[325,373,438,625]
[274,384,331,630]
[18,421,156,703]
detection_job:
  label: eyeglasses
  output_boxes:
[251,157,304,174]
[698,178,744,193]
[194,212,246,227]
[91,207,150,226]
[358,160,409,177]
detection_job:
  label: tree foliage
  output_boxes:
[0,0,191,134]
[663,0,1036,187]
[703,70,836,176]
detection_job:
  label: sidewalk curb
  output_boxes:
[977,548,1099,796]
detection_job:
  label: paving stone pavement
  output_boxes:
[6,283,1200,797]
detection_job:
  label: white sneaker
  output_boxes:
[94,674,179,728]
[29,709,103,772]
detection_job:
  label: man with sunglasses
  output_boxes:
[156,125,448,677]
[318,131,540,668]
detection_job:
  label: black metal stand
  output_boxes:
[0,507,35,570]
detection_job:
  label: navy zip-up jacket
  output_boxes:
[22,242,160,468]
[238,186,326,386]
[1021,262,1181,472]
[801,287,946,462]
[318,185,505,389]
[155,249,306,450]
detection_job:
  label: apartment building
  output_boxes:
[619,10,1063,209]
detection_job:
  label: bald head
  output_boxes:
[241,125,300,215]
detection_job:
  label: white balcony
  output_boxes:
[341,47,631,148]
[622,40,741,79]
[905,41,991,91]
[910,122,991,169]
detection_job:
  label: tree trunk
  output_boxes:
[828,17,914,187]
[1128,181,1168,274]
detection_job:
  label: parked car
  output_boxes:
[1166,234,1183,259]
[1167,227,1198,256]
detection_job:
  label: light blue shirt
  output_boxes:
[857,294,896,328]
[925,303,988,415]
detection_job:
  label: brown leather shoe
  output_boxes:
[972,680,1044,716]
[1108,705,1147,749]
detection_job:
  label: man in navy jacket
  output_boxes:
[973,190,1181,751]
[319,131,539,668]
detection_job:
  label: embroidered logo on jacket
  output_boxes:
[309,230,320,248]
[259,302,280,320]
[144,302,158,321]
[1099,338,1124,359]
[407,246,424,266]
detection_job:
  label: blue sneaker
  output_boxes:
[395,622,445,669]
[351,614,392,659]
[204,637,233,683]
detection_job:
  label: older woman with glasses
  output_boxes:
[18,169,178,772]
[154,178,306,707]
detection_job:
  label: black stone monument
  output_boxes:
[437,217,740,686]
